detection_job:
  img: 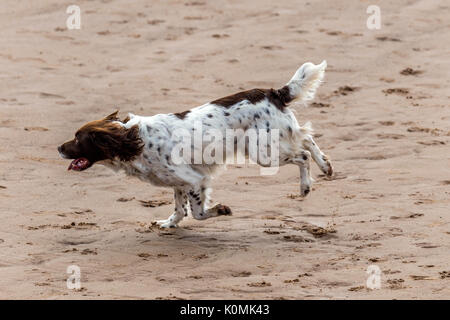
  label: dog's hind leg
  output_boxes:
[302,135,333,176]
[153,188,188,228]
[290,150,313,197]
[186,185,232,220]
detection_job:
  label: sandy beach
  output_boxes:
[0,0,449,299]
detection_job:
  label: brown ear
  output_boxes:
[105,110,120,121]
[122,115,131,123]
[90,124,143,161]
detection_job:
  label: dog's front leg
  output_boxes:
[291,150,313,197]
[302,135,333,177]
[186,186,232,220]
[153,189,188,228]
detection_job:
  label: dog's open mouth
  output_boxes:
[68,158,90,171]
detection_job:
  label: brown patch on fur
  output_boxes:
[105,110,120,121]
[173,110,191,119]
[274,85,293,106]
[78,121,143,162]
[211,86,293,111]
[59,112,144,166]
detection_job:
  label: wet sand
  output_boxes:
[0,0,449,299]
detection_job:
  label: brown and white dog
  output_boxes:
[58,61,333,228]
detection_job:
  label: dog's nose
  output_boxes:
[58,145,63,153]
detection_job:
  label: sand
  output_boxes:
[0,0,449,299]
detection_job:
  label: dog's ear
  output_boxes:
[89,124,143,161]
[122,115,131,123]
[88,129,118,160]
[104,110,120,122]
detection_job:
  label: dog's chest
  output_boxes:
[101,157,169,186]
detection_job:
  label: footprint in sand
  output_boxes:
[59,238,98,246]
[325,31,343,36]
[333,86,359,96]
[414,242,439,249]
[417,140,445,146]
[348,286,365,292]
[410,275,434,280]
[390,213,423,220]
[110,20,129,25]
[383,88,409,96]
[231,271,252,277]
[261,45,282,50]
[39,92,65,99]
[282,235,314,243]
[34,282,51,287]
[135,227,154,234]
[24,127,49,132]
[54,208,94,217]
[247,281,271,288]
[81,248,97,255]
[387,278,406,290]
[310,102,331,108]
[287,222,337,238]
[400,68,423,76]
[407,126,445,136]
[138,199,171,207]
[116,197,135,202]
[264,229,283,235]
[378,121,395,126]
[284,278,300,284]
[184,16,206,20]
[377,133,405,140]
[55,101,75,105]
[137,253,152,259]
[28,222,98,230]
[439,271,450,279]
[62,248,97,255]
[380,77,396,83]
[147,19,165,25]
[414,199,434,205]
[376,36,401,42]
[212,34,230,39]
[185,1,206,6]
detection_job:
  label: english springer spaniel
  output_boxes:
[58,61,333,228]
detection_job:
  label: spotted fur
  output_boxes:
[59,61,332,228]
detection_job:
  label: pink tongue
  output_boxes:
[68,158,90,171]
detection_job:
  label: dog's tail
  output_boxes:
[280,60,327,106]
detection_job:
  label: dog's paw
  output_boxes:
[152,219,178,229]
[209,204,232,216]
[300,185,311,197]
[321,155,333,177]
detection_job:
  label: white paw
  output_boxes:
[152,219,178,229]
[300,184,311,197]
[300,178,312,197]
[320,155,333,176]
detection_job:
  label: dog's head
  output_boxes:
[58,111,143,171]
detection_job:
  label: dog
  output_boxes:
[58,61,332,228]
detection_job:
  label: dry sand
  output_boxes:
[0,0,449,299]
